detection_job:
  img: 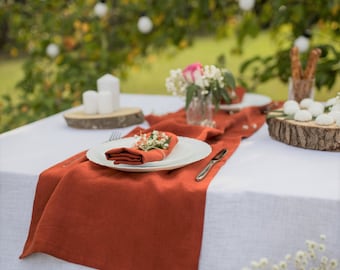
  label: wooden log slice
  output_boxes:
[64,107,144,129]
[266,117,340,152]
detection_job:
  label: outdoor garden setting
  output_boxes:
[1,2,340,270]
[0,0,339,133]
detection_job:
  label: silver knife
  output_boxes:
[196,148,228,181]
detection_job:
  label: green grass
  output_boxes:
[0,58,24,99]
[0,34,339,104]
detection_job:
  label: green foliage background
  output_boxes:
[0,0,339,133]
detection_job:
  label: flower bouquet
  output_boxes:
[165,62,236,110]
[165,62,237,126]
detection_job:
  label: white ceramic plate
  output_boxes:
[220,93,272,111]
[86,136,211,172]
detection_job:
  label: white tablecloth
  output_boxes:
[1,94,339,269]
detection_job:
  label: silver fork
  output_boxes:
[108,130,122,141]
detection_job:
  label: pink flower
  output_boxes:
[182,62,203,86]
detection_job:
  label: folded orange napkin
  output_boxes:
[105,131,178,165]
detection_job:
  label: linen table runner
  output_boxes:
[20,106,267,270]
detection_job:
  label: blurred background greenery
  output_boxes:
[0,0,339,133]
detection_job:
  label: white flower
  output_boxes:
[294,109,312,122]
[330,259,338,268]
[294,36,310,53]
[165,69,187,96]
[321,256,329,264]
[315,114,334,125]
[295,250,306,261]
[300,98,314,109]
[283,100,299,115]
[202,65,225,90]
[94,2,108,18]
[278,261,287,269]
[319,243,326,251]
[308,102,324,117]
[239,0,255,11]
[46,43,59,58]
[137,16,153,34]
[272,264,279,270]
[259,257,269,266]
[306,240,317,250]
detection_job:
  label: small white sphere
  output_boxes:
[294,36,310,53]
[94,2,108,18]
[300,98,314,109]
[325,97,337,107]
[46,43,59,58]
[294,109,312,122]
[283,100,299,115]
[328,111,340,122]
[137,16,153,34]
[239,0,255,11]
[315,114,334,126]
[331,104,340,112]
[308,102,324,117]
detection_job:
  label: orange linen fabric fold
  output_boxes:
[105,131,178,165]
[21,106,267,270]
[231,86,246,104]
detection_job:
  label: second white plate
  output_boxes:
[220,93,271,111]
[86,136,212,172]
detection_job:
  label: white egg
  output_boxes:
[315,114,334,126]
[308,102,324,117]
[294,109,312,122]
[328,111,340,122]
[283,100,300,115]
[300,98,314,109]
[331,104,340,112]
[325,97,337,107]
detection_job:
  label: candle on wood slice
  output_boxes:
[97,74,120,111]
[82,90,98,114]
[98,91,114,114]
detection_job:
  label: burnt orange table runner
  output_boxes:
[20,106,268,270]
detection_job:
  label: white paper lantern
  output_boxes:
[294,36,310,53]
[239,0,255,11]
[137,16,153,34]
[46,43,59,58]
[94,2,108,18]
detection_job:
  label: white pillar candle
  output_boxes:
[82,90,98,114]
[97,74,120,111]
[98,91,114,114]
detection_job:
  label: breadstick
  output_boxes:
[290,46,303,80]
[304,48,321,80]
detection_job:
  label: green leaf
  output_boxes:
[223,71,236,89]
[185,84,198,110]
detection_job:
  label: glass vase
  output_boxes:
[288,77,315,102]
[186,91,215,127]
